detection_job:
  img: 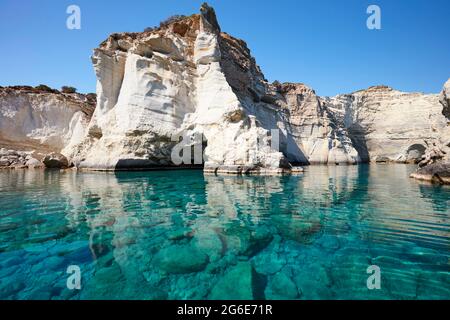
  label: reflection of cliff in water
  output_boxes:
[418,183,450,213]
[1,166,448,300]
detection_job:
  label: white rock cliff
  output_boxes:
[64,4,448,172]
[1,4,449,176]
[66,4,291,173]
[0,86,94,167]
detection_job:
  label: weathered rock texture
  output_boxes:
[0,86,94,168]
[410,79,450,184]
[63,4,448,172]
[410,162,450,184]
[65,4,292,172]
[277,82,359,164]
[0,148,39,169]
[321,85,447,164]
[441,79,450,119]
[43,152,70,169]
[1,4,448,174]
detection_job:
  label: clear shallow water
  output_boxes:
[0,165,448,300]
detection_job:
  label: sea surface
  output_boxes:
[0,165,448,300]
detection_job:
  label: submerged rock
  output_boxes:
[0,281,26,299]
[167,227,194,241]
[265,272,299,300]
[243,227,274,257]
[252,238,286,275]
[81,263,124,299]
[209,261,254,299]
[272,216,322,244]
[154,243,209,274]
[192,229,224,262]
[223,224,274,257]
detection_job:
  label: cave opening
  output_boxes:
[406,144,427,163]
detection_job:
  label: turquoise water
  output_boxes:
[0,165,448,300]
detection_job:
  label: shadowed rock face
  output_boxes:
[200,2,221,33]
[411,162,450,184]
[278,83,359,164]
[441,79,450,119]
[43,153,69,169]
[410,79,450,184]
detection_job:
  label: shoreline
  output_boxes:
[4,162,449,185]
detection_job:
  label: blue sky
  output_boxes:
[0,0,449,96]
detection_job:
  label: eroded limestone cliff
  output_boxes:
[65,4,292,173]
[0,86,94,168]
[322,85,446,163]
[1,3,448,176]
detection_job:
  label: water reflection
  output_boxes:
[0,165,448,300]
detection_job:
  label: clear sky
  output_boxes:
[0,0,449,96]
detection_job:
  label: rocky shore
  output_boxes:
[410,162,450,184]
[0,148,43,169]
[0,3,449,181]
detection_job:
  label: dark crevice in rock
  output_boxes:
[251,268,267,300]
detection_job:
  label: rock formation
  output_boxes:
[410,79,450,184]
[411,162,450,184]
[43,152,70,169]
[277,82,359,164]
[1,4,448,175]
[0,148,40,169]
[64,4,294,173]
[321,85,446,164]
[0,86,94,168]
[441,79,450,119]
[63,4,448,172]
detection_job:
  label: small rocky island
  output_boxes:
[0,3,449,182]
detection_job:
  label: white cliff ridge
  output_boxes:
[1,3,448,176]
[66,4,291,173]
[321,86,447,163]
[63,3,448,172]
